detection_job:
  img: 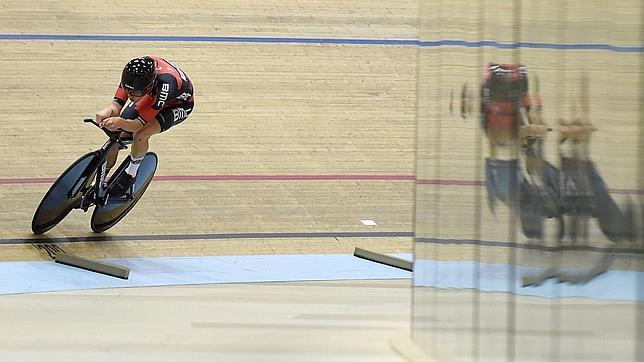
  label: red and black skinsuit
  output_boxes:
[114,55,194,132]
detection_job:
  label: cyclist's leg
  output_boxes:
[128,103,192,161]
[117,102,160,175]
[114,103,191,188]
[123,101,192,160]
[131,120,161,159]
[130,102,192,159]
[109,121,160,196]
[106,131,133,170]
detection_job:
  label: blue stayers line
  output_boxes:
[0,34,418,46]
[419,40,643,53]
[0,34,641,52]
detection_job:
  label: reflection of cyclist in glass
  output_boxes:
[95,56,195,196]
[481,63,549,159]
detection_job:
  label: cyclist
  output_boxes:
[95,56,194,196]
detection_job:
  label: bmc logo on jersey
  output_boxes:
[157,83,170,108]
[172,108,188,123]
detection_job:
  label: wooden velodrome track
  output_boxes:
[0,0,417,262]
[0,0,642,360]
[1,0,639,269]
[0,0,639,265]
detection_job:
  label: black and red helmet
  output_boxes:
[121,56,156,96]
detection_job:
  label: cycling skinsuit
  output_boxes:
[114,55,194,132]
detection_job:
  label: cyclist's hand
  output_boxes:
[100,117,122,131]
[96,107,114,124]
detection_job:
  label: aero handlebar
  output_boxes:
[83,118,127,147]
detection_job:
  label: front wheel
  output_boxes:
[31,152,100,234]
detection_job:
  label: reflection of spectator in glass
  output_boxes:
[557,116,594,241]
[557,110,636,243]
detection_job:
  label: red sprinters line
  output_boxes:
[1,175,641,195]
[0,175,415,185]
[416,179,485,186]
[154,175,416,181]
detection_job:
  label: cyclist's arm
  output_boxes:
[96,100,123,123]
[97,85,128,122]
[116,117,143,132]
[105,93,159,132]
[108,101,124,116]
[98,116,143,133]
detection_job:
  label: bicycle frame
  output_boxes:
[76,118,131,210]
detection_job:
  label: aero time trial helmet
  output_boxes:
[121,56,156,96]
